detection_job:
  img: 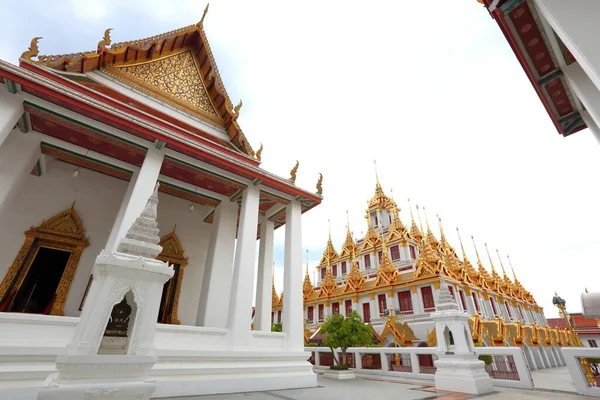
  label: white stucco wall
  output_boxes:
[0,156,212,322]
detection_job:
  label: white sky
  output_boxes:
[2,0,599,318]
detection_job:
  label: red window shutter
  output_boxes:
[505,301,513,318]
[332,265,337,277]
[345,300,352,315]
[321,267,326,279]
[277,310,281,322]
[341,261,347,275]
[390,245,400,260]
[332,302,340,314]
[378,294,387,315]
[459,291,467,311]
[472,293,480,312]
[421,286,435,312]
[409,245,416,259]
[365,254,371,269]
[378,251,383,262]
[318,304,324,321]
[448,286,455,299]
[362,303,371,323]
[397,290,413,314]
[308,306,313,322]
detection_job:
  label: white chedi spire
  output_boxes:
[117,182,163,258]
[436,277,459,311]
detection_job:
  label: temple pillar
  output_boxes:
[283,201,303,351]
[255,217,275,331]
[563,62,600,140]
[227,185,260,347]
[105,146,165,252]
[196,200,238,328]
[411,287,423,315]
[0,88,23,148]
[0,129,40,210]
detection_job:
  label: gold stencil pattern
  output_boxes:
[109,51,220,124]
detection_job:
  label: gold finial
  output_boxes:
[507,255,519,282]
[21,37,42,61]
[70,201,76,210]
[346,210,351,235]
[316,173,323,195]
[416,205,425,235]
[437,215,446,242]
[199,3,210,26]
[471,236,483,264]
[290,160,299,183]
[172,224,177,234]
[98,28,112,50]
[327,218,332,241]
[256,143,263,162]
[484,243,499,275]
[495,249,509,279]
[305,249,310,277]
[456,227,468,262]
[374,160,380,187]
[233,100,243,117]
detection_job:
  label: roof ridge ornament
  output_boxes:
[255,143,263,162]
[21,37,42,61]
[316,173,323,195]
[289,160,299,183]
[199,3,210,27]
[98,28,112,50]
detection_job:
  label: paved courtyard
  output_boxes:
[159,372,597,400]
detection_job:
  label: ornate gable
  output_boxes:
[21,8,255,156]
[35,202,87,242]
[157,226,188,265]
[373,247,398,288]
[343,260,365,293]
[303,267,314,301]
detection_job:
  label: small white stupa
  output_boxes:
[431,276,494,395]
[38,183,174,400]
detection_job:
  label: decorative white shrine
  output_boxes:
[37,184,173,400]
[432,278,494,395]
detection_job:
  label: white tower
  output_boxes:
[431,277,494,395]
[37,183,174,400]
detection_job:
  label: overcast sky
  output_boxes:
[2,0,599,318]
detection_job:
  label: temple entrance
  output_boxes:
[9,247,72,314]
[0,203,89,316]
[156,227,187,324]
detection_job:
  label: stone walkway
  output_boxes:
[531,366,578,393]
[158,373,597,400]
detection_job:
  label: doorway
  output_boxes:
[155,227,188,324]
[9,247,72,314]
[0,203,89,316]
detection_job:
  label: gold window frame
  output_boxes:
[0,203,89,316]
[156,226,188,325]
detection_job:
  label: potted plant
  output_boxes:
[320,311,373,380]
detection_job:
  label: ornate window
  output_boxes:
[397,290,413,315]
[156,227,188,325]
[0,203,89,316]
[364,254,371,269]
[345,299,352,315]
[421,286,435,312]
[390,245,400,261]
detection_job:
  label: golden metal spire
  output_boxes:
[495,249,510,280]
[507,255,519,283]
[416,205,425,235]
[346,210,351,235]
[456,227,468,262]
[484,242,499,277]
[374,160,380,188]
[199,3,210,26]
[305,249,310,278]
[437,215,447,243]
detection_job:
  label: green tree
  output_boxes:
[271,323,282,332]
[321,311,373,367]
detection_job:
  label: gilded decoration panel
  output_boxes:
[103,50,223,127]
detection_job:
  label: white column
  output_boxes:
[105,146,165,252]
[0,129,40,210]
[283,201,303,351]
[254,217,274,331]
[582,111,600,145]
[535,0,600,92]
[196,200,238,327]
[0,89,23,148]
[227,185,260,347]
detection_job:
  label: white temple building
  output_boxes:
[0,10,322,399]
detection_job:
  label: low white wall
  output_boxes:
[562,347,600,397]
